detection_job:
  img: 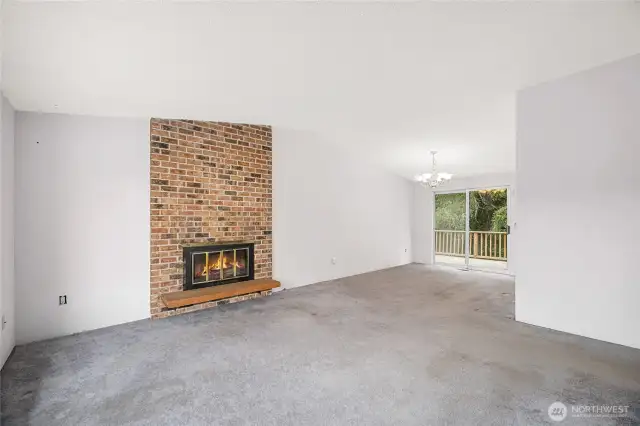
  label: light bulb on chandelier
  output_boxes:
[414,151,453,188]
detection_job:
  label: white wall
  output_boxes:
[273,128,412,289]
[411,172,516,272]
[13,116,413,343]
[15,113,150,344]
[516,54,640,349]
[411,184,433,265]
[1,95,16,367]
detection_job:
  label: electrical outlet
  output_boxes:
[1,314,5,330]
[59,295,68,305]
[331,257,337,265]
[405,248,408,252]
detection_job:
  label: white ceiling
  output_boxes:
[3,1,640,178]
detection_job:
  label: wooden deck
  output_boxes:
[435,255,508,272]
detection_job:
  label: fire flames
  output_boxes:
[195,253,245,278]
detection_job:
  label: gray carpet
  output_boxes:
[2,264,639,425]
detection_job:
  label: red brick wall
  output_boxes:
[150,119,272,318]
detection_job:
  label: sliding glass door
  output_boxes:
[468,188,508,272]
[434,187,509,272]
[434,192,467,267]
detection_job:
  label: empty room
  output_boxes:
[1,1,639,425]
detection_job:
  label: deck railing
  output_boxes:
[434,230,507,260]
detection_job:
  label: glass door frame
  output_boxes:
[432,185,511,274]
[431,189,469,269]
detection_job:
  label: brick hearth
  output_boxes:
[150,119,272,318]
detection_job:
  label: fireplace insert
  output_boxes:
[183,242,254,290]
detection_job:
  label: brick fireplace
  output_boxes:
[150,119,272,318]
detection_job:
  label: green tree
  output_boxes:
[434,193,465,231]
[435,189,507,232]
[491,205,508,232]
[469,189,507,231]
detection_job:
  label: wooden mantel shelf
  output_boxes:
[160,279,280,309]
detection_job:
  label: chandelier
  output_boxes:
[415,151,453,188]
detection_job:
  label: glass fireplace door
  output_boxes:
[190,248,250,286]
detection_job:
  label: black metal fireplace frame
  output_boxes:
[183,242,254,291]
